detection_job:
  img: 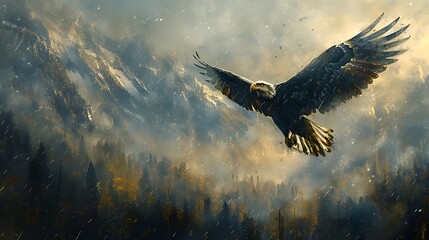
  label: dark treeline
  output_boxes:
[1,109,429,239]
[0,110,259,239]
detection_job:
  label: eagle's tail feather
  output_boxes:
[285,117,333,156]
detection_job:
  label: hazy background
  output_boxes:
[5,0,429,197]
[67,0,428,78]
[67,0,428,190]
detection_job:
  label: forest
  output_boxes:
[1,1,429,239]
[1,107,429,239]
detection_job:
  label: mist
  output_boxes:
[60,0,429,191]
[3,0,429,193]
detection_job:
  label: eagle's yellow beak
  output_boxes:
[250,84,258,91]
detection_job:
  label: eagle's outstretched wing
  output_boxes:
[193,52,269,115]
[276,13,409,115]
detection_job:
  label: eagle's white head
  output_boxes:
[249,80,276,99]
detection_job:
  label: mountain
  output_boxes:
[0,0,260,171]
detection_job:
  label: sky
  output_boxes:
[67,0,429,112]
[20,0,429,197]
[70,0,429,77]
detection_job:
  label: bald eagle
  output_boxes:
[194,13,409,156]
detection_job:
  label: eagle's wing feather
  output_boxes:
[194,52,268,115]
[276,13,409,115]
[272,13,408,156]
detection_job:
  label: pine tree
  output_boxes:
[219,201,231,224]
[241,214,261,240]
[84,161,100,217]
[26,142,53,239]
[277,209,284,240]
[203,197,212,224]
[137,167,150,205]
[212,201,233,239]
[27,143,51,206]
[83,161,100,239]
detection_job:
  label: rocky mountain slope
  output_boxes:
[0,0,268,177]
